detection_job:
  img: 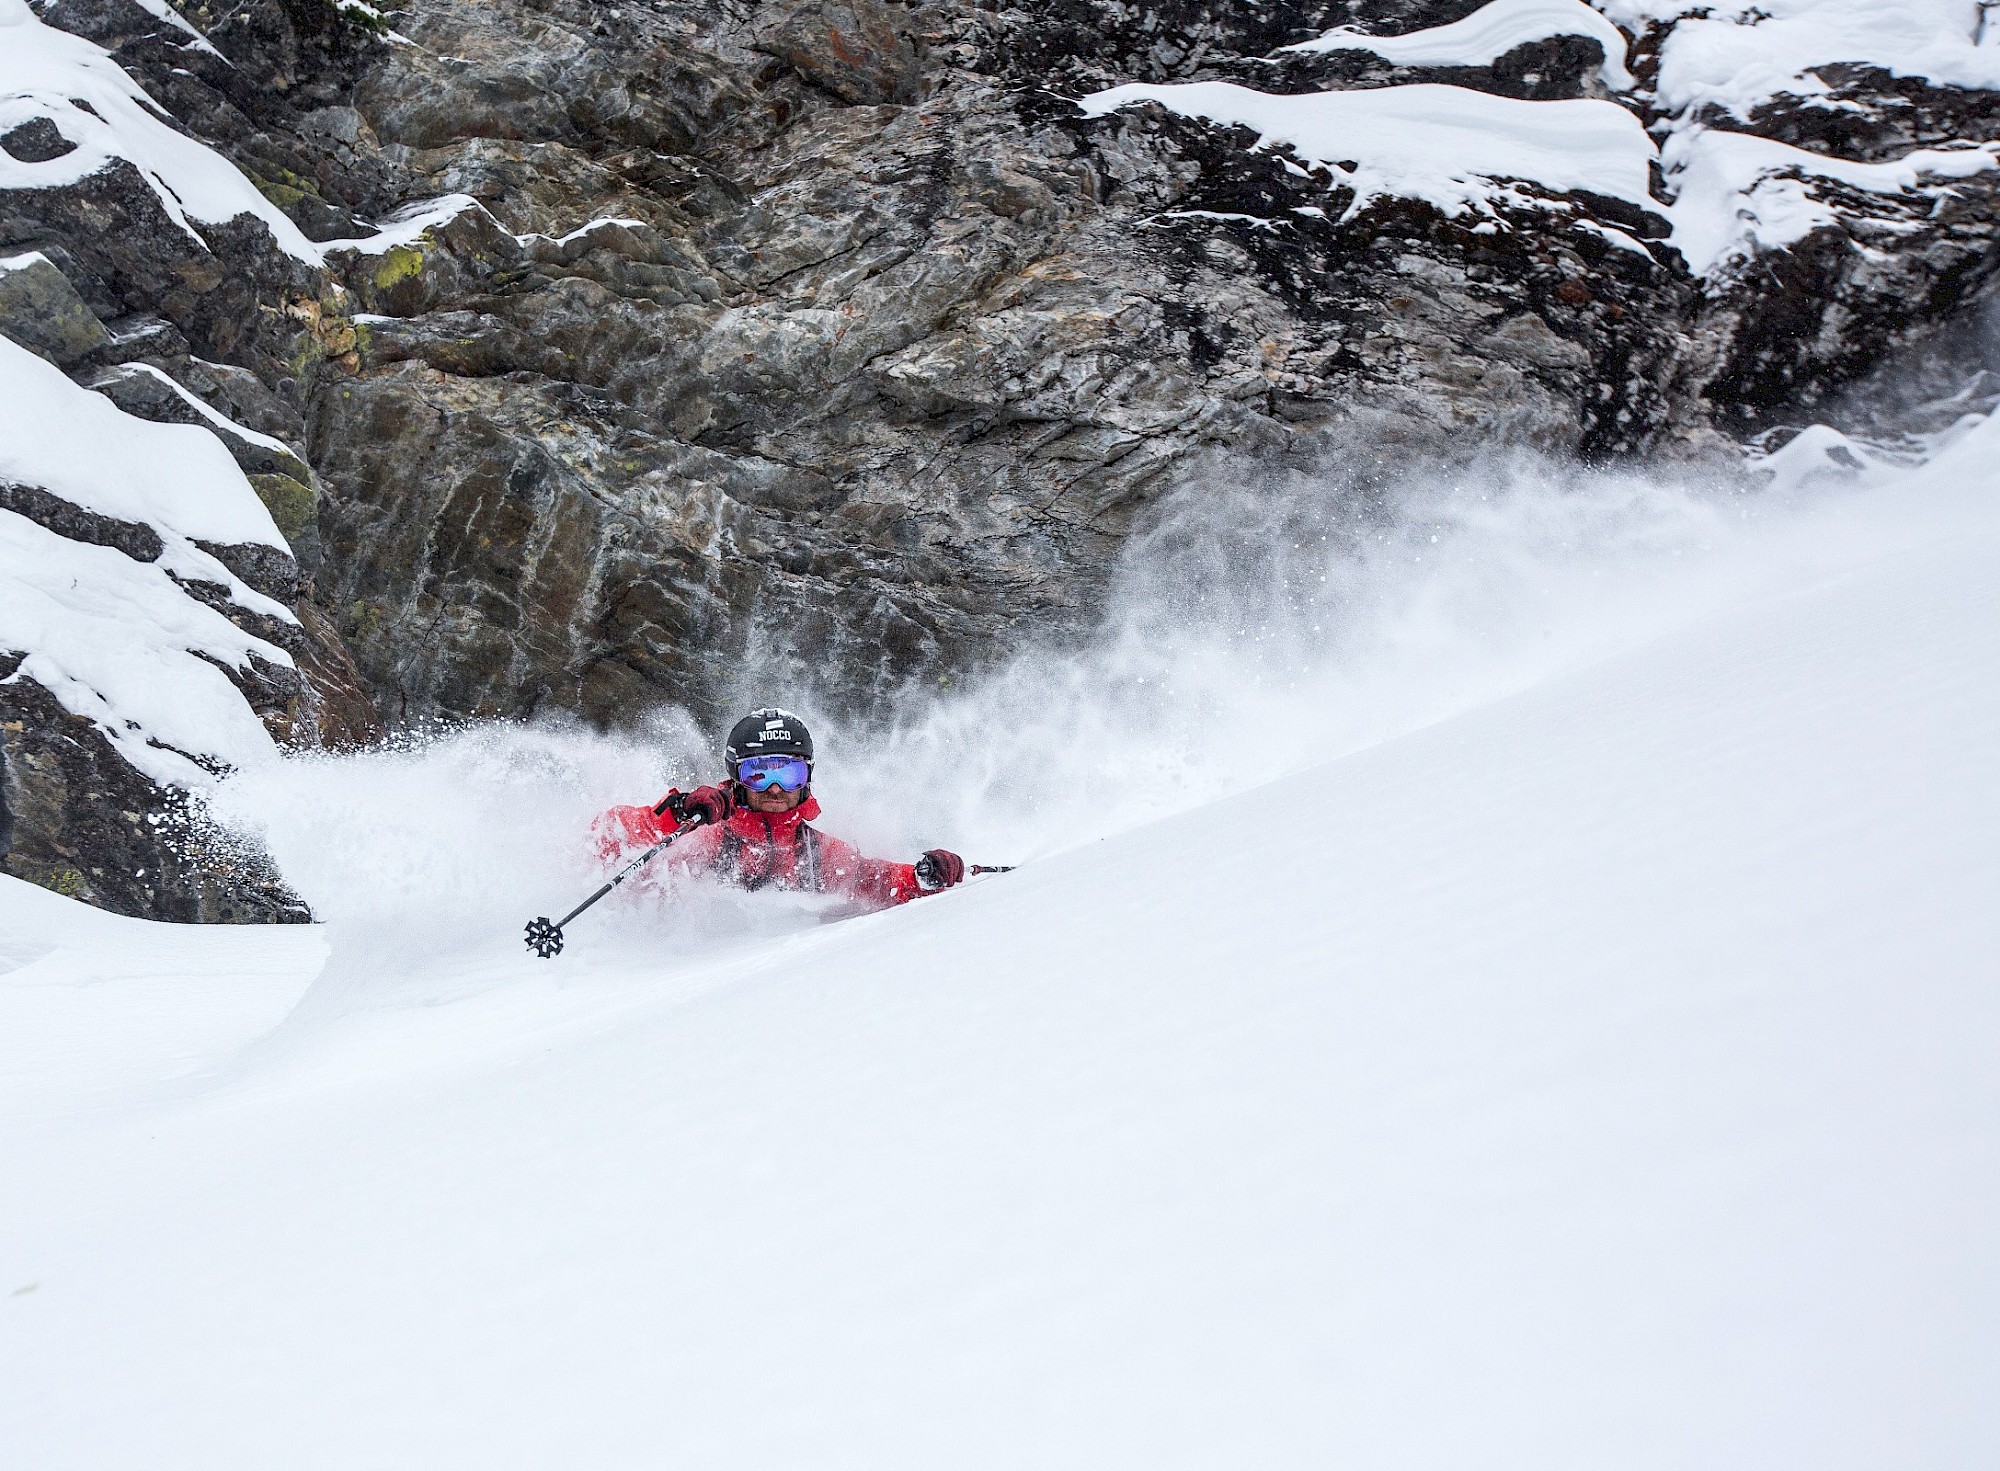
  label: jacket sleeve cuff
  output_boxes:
[884,861,922,904]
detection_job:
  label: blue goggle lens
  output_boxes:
[737,755,810,792]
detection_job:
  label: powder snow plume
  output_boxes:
[201,421,1975,1003]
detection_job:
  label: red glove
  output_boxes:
[667,784,734,827]
[914,849,964,890]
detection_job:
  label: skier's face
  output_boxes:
[744,782,804,813]
[736,753,810,813]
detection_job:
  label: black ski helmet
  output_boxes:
[724,707,814,774]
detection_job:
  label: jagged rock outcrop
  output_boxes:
[3,0,1998,917]
[315,0,1990,727]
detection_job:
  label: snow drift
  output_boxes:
[1599,0,2000,119]
[1079,81,1660,224]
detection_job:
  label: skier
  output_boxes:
[592,707,966,910]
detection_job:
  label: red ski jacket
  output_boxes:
[593,791,925,909]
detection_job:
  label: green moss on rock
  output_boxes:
[249,473,317,545]
[373,243,427,291]
[32,867,87,900]
[348,600,386,642]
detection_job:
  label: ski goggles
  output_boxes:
[736,754,811,793]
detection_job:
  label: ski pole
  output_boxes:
[524,816,706,959]
[916,852,1016,888]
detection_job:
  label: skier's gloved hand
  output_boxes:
[665,784,733,827]
[914,849,965,890]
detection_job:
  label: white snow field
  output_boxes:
[4,412,1999,1468]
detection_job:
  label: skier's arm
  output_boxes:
[590,785,732,860]
[816,834,963,908]
[854,856,924,908]
[805,829,912,907]
[591,800,672,857]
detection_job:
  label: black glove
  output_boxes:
[664,784,733,827]
[914,849,965,890]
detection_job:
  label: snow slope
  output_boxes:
[0,2,492,265]
[3,422,1997,1467]
[0,335,287,552]
[1665,128,2000,273]
[1080,75,2000,272]
[0,334,293,786]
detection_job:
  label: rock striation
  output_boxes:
[3,0,1998,917]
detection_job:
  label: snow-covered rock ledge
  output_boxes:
[0,335,310,921]
[1060,0,2000,441]
[0,0,399,919]
[1077,75,2000,278]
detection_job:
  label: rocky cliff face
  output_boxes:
[4,0,1998,916]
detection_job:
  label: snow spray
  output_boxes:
[204,433,1947,994]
